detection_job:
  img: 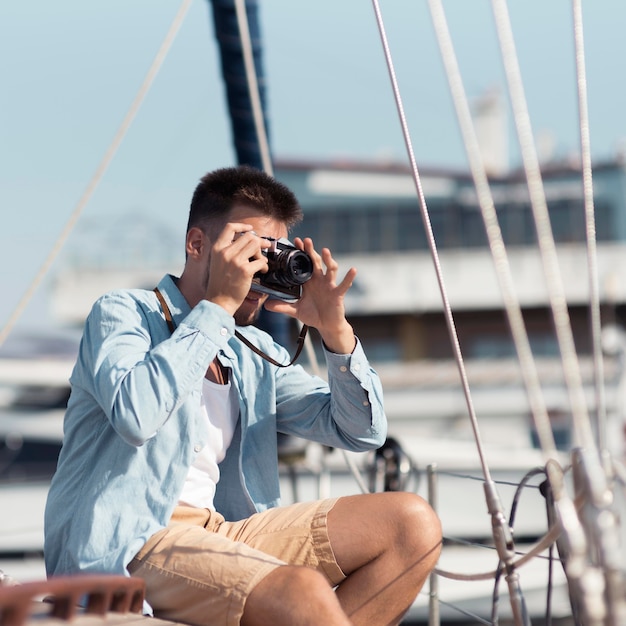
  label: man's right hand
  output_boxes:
[205,223,270,316]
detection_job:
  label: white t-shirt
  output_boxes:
[178,377,238,510]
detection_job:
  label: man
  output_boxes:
[45,166,441,626]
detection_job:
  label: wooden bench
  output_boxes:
[0,575,181,626]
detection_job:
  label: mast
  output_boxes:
[207,0,270,171]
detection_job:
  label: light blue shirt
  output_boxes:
[44,274,387,579]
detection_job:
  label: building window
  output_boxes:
[549,200,584,242]
[396,206,426,251]
[460,208,487,248]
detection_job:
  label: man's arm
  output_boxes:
[84,290,234,445]
[266,237,386,449]
[272,336,387,452]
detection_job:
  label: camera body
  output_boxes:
[252,236,313,301]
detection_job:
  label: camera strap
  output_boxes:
[234,325,308,368]
[154,287,308,368]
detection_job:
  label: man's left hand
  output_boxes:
[264,237,357,354]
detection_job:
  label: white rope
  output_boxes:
[233,0,273,176]
[490,0,596,455]
[489,9,615,619]
[389,3,609,619]
[426,0,558,460]
[569,12,626,622]
[233,0,324,380]
[435,520,563,582]
[572,0,607,454]
[369,0,493,484]
[342,451,371,495]
[0,0,194,349]
[366,13,534,619]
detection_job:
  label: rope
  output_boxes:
[445,535,563,564]
[420,25,564,618]
[434,521,563,582]
[572,0,607,456]
[487,6,614,621]
[427,0,558,460]
[234,0,371,493]
[567,31,625,619]
[435,598,494,625]
[0,0,194,349]
[490,0,595,456]
[371,6,534,622]
[369,0,492,484]
[233,0,273,176]
[232,0,324,379]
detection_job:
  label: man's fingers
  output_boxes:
[336,267,357,295]
[264,298,296,318]
[215,222,255,247]
[321,248,339,278]
[214,224,271,265]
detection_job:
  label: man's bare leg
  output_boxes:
[329,491,442,626]
[242,491,440,626]
[242,565,352,626]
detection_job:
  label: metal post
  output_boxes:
[317,445,332,500]
[427,463,440,626]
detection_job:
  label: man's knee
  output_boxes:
[382,492,442,559]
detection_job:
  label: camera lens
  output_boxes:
[274,249,313,286]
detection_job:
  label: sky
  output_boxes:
[1,0,625,332]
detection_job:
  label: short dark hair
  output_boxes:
[187,166,303,237]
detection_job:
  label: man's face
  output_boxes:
[224,205,288,326]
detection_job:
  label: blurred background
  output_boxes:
[1,0,625,331]
[2,2,626,623]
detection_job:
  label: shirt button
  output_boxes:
[353,364,360,371]
[362,400,370,406]
[220,328,228,336]
[194,445,201,453]
[339,365,348,372]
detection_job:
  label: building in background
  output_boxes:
[276,157,626,365]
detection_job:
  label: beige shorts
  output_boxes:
[128,498,345,626]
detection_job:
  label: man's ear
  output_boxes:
[186,227,206,258]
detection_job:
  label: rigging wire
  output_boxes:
[0,0,194,349]
[368,0,492,485]
[233,0,273,176]
[371,1,532,622]
[426,0,558,460]
[233,0,322,374]
[490,0,594,456]
[489,3,614,622]
[435,598,494,626]
[236,0,374,493]
[232,0,324,381]
[425,4,588,622]
[571,0,607,457]
[435,470,544,488]
[376,0,616,620]
[491,467,550,626]
[435,521,562,582]
[233,0,370,492]
[571,4,626,623]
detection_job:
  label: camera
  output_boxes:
[252,236,313,301]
